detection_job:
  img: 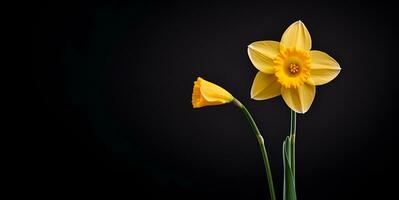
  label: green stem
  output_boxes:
[234,99,276,200]
[290,109,296,178]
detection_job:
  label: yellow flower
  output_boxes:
[248,21,341,113]
[192,77,234,108]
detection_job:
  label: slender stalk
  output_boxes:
[234,99,276,200]
[290,109,296,177]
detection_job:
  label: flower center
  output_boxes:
[273,47,311,89]
[288,63,300,74]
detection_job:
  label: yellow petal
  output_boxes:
[247,41,280,74]
[281,83,315,113]
[309,50,341,85]
[251,72,281,100]
[281,21,312,51]
[192,77,234,108]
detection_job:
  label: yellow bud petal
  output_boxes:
[192,77,234,108]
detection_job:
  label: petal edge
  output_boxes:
[281,21,312,51]
[281,83,315,113]
[251,72,281,100]
[248,41,280,74]
[310,50,341,85]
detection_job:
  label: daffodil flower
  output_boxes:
[248,21,341,113]
[192,77,234,108]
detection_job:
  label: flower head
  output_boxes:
[248,21,341,113]
[192,77,234,108]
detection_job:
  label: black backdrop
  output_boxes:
[29,1,398,199]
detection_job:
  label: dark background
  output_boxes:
[29,1,397,199]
